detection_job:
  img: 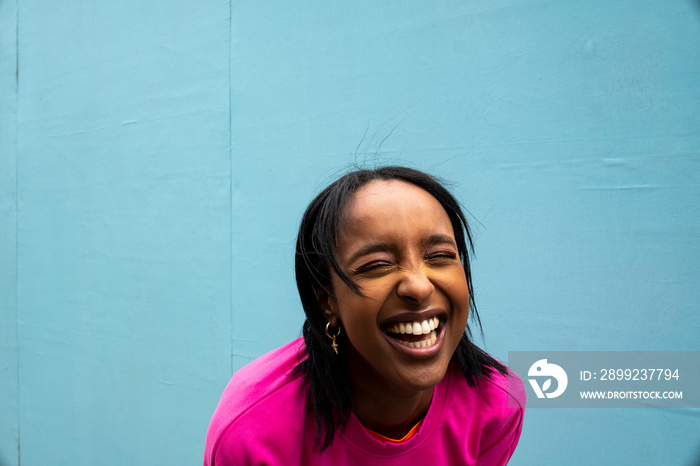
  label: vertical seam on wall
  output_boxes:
[228,0,234,376]
[15,0,21,463]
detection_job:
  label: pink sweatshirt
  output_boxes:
[204,338,525,465]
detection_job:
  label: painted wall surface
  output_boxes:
[9,1,232,465]
[2,1,699,465]
[1,1,18,465]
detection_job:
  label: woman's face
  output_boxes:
[323,179,470,396]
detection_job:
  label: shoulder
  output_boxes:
[443,365,525,464]
[203,338,309,466]
[448,363,525,412]
[479,366,526,414]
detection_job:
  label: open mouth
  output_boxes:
[384,316,441,349]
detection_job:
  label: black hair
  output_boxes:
[294,166,507,450]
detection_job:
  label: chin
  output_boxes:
[399,362,451,392]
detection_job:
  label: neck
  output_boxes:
[346,349,434,439]
[354,387,432,439]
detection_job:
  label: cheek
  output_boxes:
[336,299,379,332]
[330,290,385,347]
[333,278,394,319]
[437,268,470,298]
[330,282,381,328]
[439,272,471,324]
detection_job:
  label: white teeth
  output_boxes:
[387,317,440,335]
[393,331,438,348]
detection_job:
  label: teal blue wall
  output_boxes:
[1,0,18,464]
[2,1,699,465]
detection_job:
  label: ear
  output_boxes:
[313,285,339,326]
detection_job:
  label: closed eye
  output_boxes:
[425,251,458,262]
[353,261,395,274]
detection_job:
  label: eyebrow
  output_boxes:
[346,243,393,264]
[424,234,458,248]
[346,234,457,264]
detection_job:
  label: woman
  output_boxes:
[204,166,525,465]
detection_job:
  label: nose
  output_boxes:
[396,267,435,304]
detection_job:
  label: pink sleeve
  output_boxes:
[208,424,250,465]
[206,408,306,466]
[203,340,308,466]
[476,371,526,465]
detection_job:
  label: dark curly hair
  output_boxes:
[294,166,507,450]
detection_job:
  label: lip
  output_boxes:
[381,308,447,327]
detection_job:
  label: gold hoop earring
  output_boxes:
[325,322,342,355]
